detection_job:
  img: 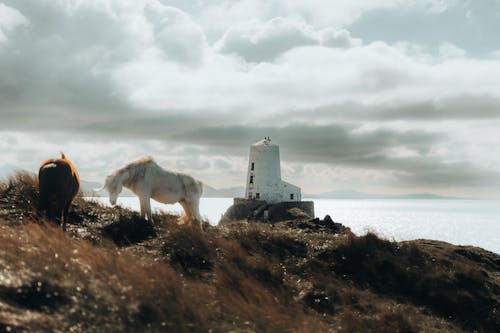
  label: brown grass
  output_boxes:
[0,173,498,332]
[314,233,499,332]
[0,222,190,332]
[0,172,40,223]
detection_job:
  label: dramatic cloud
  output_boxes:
[0,0,499,197]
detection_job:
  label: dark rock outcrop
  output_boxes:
[219,198,315,224]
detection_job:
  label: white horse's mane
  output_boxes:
[115,156,155,174]
[107,156,157,188]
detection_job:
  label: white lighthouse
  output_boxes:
[245,137,301,203]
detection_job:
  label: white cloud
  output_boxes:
[491,49,500,58]
[319,28,362,48]
[439,42,466,58]
[111,38,500,117]
[214,17,363,62]
[176,0,457,41]
[425,0,450,13]
[1,0,498,120]
[144,2,207,65]
[0,2,28,43]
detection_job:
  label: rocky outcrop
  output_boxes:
[219,198,315,225]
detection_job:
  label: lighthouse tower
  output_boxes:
[245,137,301,203]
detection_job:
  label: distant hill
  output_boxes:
[306,190,383,199]
[203,185,245,198]
[80,180,102,196]
[306,189,459,200]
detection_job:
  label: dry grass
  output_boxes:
[0,173,498,332]
[0,172,40,224]
[319,233,500,332]
[0,222,207,332]
[0,221,330,332]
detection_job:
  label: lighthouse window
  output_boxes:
[256,193,260,199]
[290,194,294,200]
[250,175,254,184]
[251,162,254,171]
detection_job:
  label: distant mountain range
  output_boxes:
[201,188,458,200]
[203,185,245,198]
[305,190,459,200]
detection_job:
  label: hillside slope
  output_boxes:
[0,173,498,332]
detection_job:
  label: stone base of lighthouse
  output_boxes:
[219,198,315,225]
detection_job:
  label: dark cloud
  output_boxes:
[0,110,230,142]
[375,95,500,121]
[167,124,437,160]
[2,103,496,189]
[265,95,500,125]
[0,1,133,122]
[166,124,500,188]
[393,159,500,187]
[0,0,208,127]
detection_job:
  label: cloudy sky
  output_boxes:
[1,0,499,198]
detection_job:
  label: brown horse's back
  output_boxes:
[38,153,80,228]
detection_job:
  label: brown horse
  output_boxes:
[38,152,80,230]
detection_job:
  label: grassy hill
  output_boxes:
[0,172,498,332]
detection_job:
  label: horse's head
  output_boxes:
[104,171,129,205]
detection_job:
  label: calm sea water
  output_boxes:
[91,197,500,254]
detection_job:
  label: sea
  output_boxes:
[90,197,500,254]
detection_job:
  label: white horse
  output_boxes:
[100,157,203,227]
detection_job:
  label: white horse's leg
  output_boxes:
[191,197,202,221]
[179,199,192,224]
[186,197,202,229]
[139,197,146,219]
[144,198,153,222]
[179,199,194,224]
[192,198,203,231]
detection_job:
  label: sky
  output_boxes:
[0,0,499,198]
